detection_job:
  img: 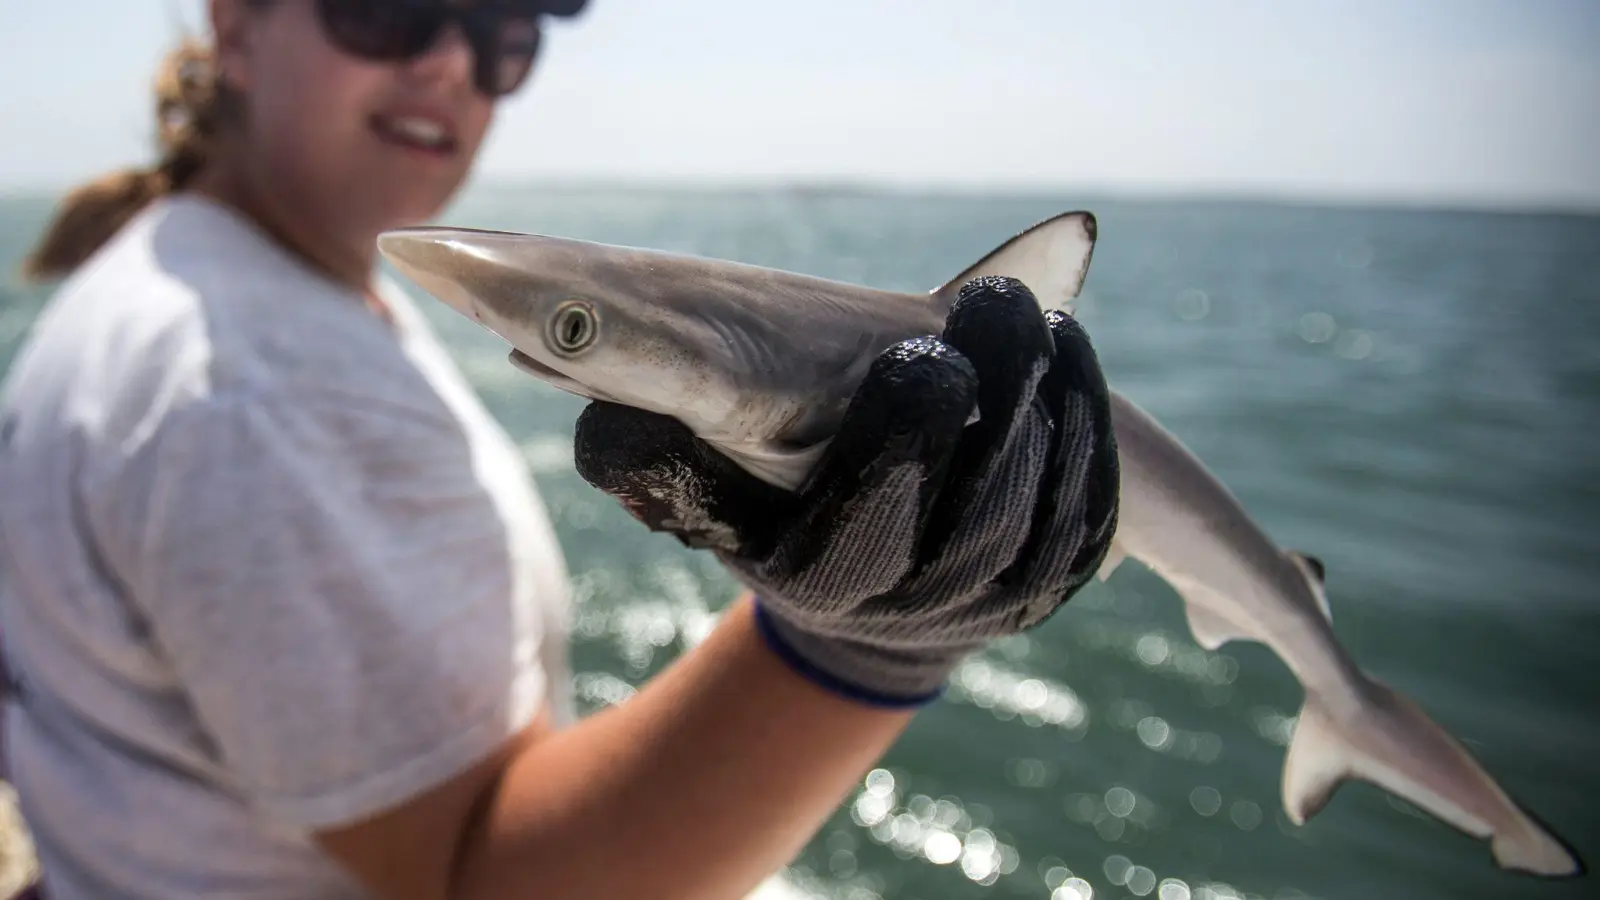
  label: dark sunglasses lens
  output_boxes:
[465,14,542,96]
[318,0,443,60]
[494,18,542,95]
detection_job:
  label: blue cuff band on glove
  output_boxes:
[751,596,946,710]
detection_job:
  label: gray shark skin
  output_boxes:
[377,214,1584,880]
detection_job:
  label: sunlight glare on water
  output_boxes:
[3,189,1595,900]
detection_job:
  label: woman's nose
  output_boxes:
[404,20,476,88]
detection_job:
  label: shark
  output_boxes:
[376,212,1584,880]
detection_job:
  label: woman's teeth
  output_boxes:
[377,115,454,152]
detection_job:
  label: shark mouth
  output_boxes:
[507,349,619,404]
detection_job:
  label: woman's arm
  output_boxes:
[317,276,1119,900]
[316,593,913,900]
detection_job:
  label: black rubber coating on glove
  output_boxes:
[573,275,1120,704]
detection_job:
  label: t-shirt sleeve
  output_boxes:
[102,383,549,831]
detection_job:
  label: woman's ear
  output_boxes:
[209,0,256,92]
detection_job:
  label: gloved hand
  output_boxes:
[573,276,1120,707]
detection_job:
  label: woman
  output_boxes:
[0,2,1120,899]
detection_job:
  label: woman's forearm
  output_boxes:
[452,593,916,900]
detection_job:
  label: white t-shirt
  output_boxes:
[0,194,574,899]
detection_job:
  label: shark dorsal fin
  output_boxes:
[929,210,1098,316]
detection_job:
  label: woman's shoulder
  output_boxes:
[47,193,334,353]
[132,199,437,384]
[22,196,462,451]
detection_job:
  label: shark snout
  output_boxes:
[378,226,578,330]
[377,227,509,325]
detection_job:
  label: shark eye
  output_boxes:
[547,300,599,356]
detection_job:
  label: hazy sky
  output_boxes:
[2,0,1597,208]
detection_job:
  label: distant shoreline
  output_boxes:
[1,178,1597,221]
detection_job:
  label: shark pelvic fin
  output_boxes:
[1167,575,1254,650]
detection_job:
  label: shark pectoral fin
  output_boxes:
[929,211,1098,315]
[1283,681,1586,879]
[1095,540,1128,582]
[719,439,832,494]
[1287,550,1332,622]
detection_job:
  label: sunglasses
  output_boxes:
[314,0,590,97]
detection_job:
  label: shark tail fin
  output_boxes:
[1283,681,1585,879]
[930,211,1098,316]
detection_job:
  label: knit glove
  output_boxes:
[573,276,1120,707]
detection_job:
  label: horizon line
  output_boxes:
[2,174,1596,220]
[467,175,1600,218]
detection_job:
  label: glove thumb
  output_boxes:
[572,402,794,552]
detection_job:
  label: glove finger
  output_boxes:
[756,335,978,595]
[1005,310,1122,627]
[912,275,1057,579]
[572,401,797,553]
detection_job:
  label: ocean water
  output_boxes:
[2,186,1597,900]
